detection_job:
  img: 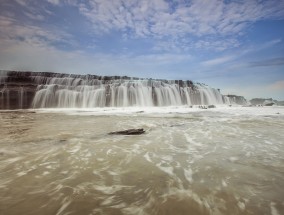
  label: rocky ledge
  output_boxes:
[0,70,248,109]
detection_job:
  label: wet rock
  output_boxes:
[208,105,216,108]
[169,123,185,127]
[108,128,145,135]
[59,139,67,142]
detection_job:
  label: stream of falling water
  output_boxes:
[0,107,283,215]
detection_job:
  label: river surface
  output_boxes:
[0,106,283,215]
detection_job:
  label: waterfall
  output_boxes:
[31,77,228,108]
[224,95,248,105]
[0,84,10,109]
[19,87,25,109]
[0,71,247,109]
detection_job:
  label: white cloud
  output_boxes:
[70,0,284,52]
[201,56,235,66]
[0,35,191,78]
[259,39,282,50]
[200,38,283,68]
[77,0,284,39]
[194,38,240,51]
[24,12,45,21]
[15,0,29,7]
[0,16,15,27]
[132,53,191,65]
[2,0,283,53]
[0,15,75,50]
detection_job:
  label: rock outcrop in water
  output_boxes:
[0,70,248,109]
[108,128,145,135]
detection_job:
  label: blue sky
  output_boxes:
[0,0,284,100]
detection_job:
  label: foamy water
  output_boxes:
[0,106,283,215]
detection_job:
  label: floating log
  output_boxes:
[108,128,145,135]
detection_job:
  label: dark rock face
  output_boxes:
[0,71,38,109]
[108,128,145,135]
[0,88,35,109]
[208,105,216,108]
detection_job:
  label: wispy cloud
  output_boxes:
[47,0,60,5]
[248,57,284,67]
[201,56,235,66]
[24,12,45,21]
[0,36,191,78]
[194,38,240,51]
[71,0,284,52]
[200,38,283,68]
[77,0,284,38]
[0,14,75,51]
[132,53,191,65]
[15,0,29,7]
[1,0,283,53]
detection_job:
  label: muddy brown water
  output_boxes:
[0,110,283,215]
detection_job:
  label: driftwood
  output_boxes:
[108,128,145,135]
